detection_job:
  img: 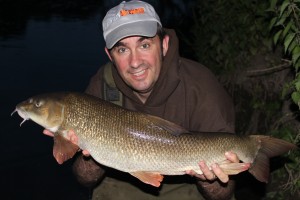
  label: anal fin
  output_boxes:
[218,161,251,175]
[53,134,79,164]
[130,171,164,187]
[248,151,270,183]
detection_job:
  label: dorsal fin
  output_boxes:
[145,114,188,136]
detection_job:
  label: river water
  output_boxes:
[1,13,107,200]
[0,1,197,199]
[0,15,106,92]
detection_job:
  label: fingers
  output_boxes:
[198,161,230,183]
[212,163,229,183]
[186,161,219,181]
[82,150,91,156]
[187,152,240,183]
[43,129,54,137]
[210,152,239,183]
[185,169,196,176]
[67,130,90,157]
[199,161,216,181]
[186,169,206,180]
[187,161,230,183]
[67,129,78,145]
[44,129,91,157]
[225,151,239,163]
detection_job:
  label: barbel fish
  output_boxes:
[12,92,298,187]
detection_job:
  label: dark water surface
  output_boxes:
[0,1,107,199]
[0,1,197,199]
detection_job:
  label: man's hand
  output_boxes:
[186,152,240,183]
[72,153,105,188]
[43,129,103,187]
[42,129,91,156]
[43,129,54,137]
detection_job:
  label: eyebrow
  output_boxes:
[114,36,154,48]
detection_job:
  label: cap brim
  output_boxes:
[105,21,158,49]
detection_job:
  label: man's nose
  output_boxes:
[129,50,141,68]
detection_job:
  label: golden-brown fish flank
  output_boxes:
[13,92,298,187]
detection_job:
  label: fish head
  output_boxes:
[12,93,65,132]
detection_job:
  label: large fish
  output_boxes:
[12,92,298,187]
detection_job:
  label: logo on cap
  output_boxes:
[120,7,145,16]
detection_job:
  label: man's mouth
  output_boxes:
[132,69,146,77]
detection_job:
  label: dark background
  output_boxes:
[0,0,198,199]
[0,1,105,199]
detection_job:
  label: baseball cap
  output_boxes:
[102,0,162,49]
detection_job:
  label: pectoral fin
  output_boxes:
[53,134,79,164]
[130,171,164,187]
[218,162,251,175]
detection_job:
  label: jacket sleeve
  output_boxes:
[191,89,235,133]
[72,65,106,187]
[182,59,235,133]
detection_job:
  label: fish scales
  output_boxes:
[60,93,257,174]
[13,92,298,187]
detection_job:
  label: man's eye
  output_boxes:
[117,47,126,53]
[141,43,150,49]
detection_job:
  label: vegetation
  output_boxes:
[188,0,300,199]
[189,0,272,75]
[270,0,300,106]
[266,0,300,199]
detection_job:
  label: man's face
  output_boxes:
[105,34,169,95]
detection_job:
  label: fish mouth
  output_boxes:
[11,108,29,126]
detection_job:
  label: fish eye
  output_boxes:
[35,100,43,107]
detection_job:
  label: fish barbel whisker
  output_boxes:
[19,118,28,127]
[11,108,29,127]
[11,109,17,116]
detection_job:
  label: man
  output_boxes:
[44,1,241,199]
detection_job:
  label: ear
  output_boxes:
[105,47,113,61]
[162,35,169,57]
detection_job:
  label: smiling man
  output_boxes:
[56,1,238,199]
[105,30,168,103]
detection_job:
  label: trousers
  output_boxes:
[92,175,236,200]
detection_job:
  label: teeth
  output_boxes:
[133,70,145,76]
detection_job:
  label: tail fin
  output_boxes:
[248,135,298,183]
